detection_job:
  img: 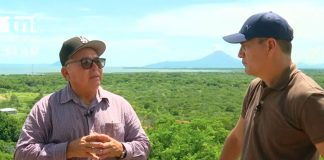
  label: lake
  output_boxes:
[0,64,243,74]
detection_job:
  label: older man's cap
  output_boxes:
[223,11,294,43]
[59,36,106,66]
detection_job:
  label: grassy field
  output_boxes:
[1,70,324,159]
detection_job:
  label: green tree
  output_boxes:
[10,94,21,109]
[0,113,21,142]
[0,140,15,159]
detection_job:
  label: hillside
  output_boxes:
[145,51,243,68]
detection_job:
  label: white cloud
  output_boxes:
[135,1,324,64]
[0,34,42,57]
[135,4,247,37]
[0,16,10,33]
[0,9,25,15]
[35,14,61,21]
[106,38,169,66]
[136,2,324,38]
[1,1,324,66]
[110,38,163,49]
[0,34,50,63]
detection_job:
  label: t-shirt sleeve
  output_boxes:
[301,92,324,144]
[242,79,261,118]
[241,87,251,118]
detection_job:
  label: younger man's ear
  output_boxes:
[267,38,277,53]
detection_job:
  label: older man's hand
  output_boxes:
[84,132,124,159]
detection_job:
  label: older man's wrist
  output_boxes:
[119,143,127,159]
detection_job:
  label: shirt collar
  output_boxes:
[96,86,110,104]
[261,64,299,91]
[60,83,78,104]
[60,84,109,105]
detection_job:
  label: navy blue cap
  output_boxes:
[223,11,294,43]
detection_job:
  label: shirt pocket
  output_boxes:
[100,123,125,141]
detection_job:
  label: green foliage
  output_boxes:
[102,72,252,120]
[1,70,324,159]
[0,74,66,93]
[0,140,15,159]
[0,92,40,115]
[0,94,21,109]
[0,113,21,142]
[147,116,228,159]
[0,152,13,160]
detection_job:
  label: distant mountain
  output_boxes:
[145,51,243,68]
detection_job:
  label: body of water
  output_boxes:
[0,64,243,74]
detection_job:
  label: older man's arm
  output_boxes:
[14,103,68,160]
[122,101,151,160]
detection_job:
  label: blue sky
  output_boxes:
[1,0,324,67]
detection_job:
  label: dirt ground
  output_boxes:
[0,95,6,101]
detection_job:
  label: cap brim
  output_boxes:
[71,40,106,58]
[223,33,247,44]
[82,40,106,57]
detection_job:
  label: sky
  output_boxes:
[1,0,324,67]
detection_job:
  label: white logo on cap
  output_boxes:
[79,36,89,44]
[245,25,251,31]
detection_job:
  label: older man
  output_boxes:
[15,36,151,160]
